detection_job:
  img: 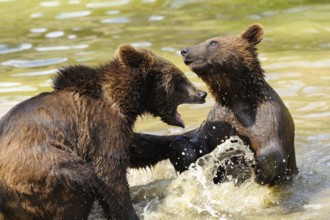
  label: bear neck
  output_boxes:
[100,61,147,126]
[53,62,146,127]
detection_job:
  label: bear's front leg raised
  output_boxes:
[129,133,179,168]
[169,136,203,173]
[129,129,199,169]
[93,157,138,220]
[169,121,235,173]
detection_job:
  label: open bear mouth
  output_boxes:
[184,60,193,65]
[160,106,185,128]
[175,110,185,128]
[159,90,206,128]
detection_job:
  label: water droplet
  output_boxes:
[182,152,185,155]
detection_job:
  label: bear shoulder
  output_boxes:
[52,65,103,99]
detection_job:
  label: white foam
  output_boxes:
[141,137,280,219]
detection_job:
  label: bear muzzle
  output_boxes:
[181,47,191,57]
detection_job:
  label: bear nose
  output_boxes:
[181,47,191,57]
[198,91,207,99]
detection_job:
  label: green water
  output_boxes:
[1,0,330,219]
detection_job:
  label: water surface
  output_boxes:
[0,0,329,219]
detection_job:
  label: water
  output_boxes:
[1,0,330,219]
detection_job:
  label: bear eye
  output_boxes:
[209,40,218,48]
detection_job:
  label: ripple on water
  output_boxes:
[265,59,330,69]
[297,102,328,112]
[30,28,48,33]
[105,10,120,15]
[276,80,304,97]
[101,17,130,24]
[161,47,178,52]
[86,0,130,8]
[148,15,165,22]
[0,43,32,54]
[12,69,57,77]
[40,1,60,7]
[68,0,80,4]
[35,44,88,51]
[30,13,43,18]
[45,31,65,38]
[55,11,92,19]
[130,42,152,48]
[0,82,37,93]
[1,58,68,68]
[303,86,327,95]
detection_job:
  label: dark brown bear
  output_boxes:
[130,24,298,185]
[0,44,207,220]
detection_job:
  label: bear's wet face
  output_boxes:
[117,44,207,128]
[180,24,266,108]
[181,24,264,78]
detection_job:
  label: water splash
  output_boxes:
[140,137,284,219]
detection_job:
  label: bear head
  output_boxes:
[116,44,207,128]
[180,24,264,79]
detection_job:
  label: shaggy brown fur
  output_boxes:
[0,44,206,220]
[130,24,298,185]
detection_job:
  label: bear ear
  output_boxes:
[241,23,264,46]
[115,44,145,67]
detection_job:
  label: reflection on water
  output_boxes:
[0,43,32,54]
[0,0,330,219]
[1,58,68,68]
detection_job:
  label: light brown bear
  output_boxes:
[0,44,206,219]
[130,24,298,186]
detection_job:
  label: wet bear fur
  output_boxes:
[0,44,206,220]
[130,24,298,185]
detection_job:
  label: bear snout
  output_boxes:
[181,47,191,57]
[198,91,207,100]
[192,90,207,104]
